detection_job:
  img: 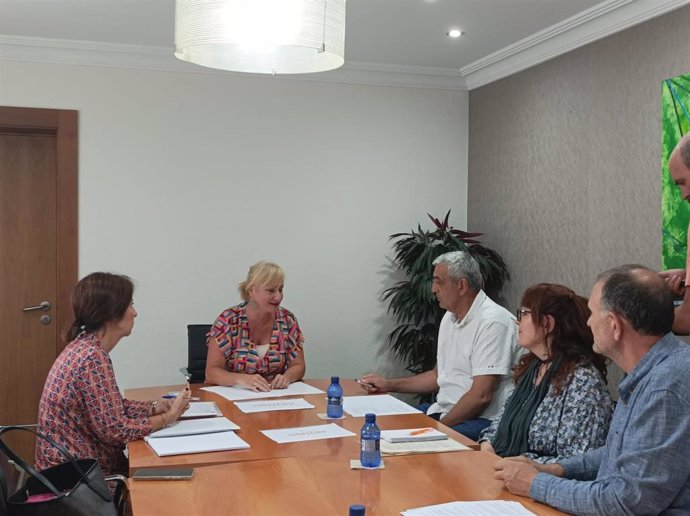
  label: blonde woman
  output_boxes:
[206,262,305,391]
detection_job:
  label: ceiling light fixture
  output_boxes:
[447,28,463,39]
[174,0,346,75]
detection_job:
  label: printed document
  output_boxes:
[343,394,421,417]
[235,398,315,414]
[261,423,356,444]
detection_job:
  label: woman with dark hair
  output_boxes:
[479,283,613,463]
[36,272,190,479]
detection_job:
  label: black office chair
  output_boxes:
[183,324,212,384]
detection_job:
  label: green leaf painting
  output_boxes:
[662,73,690,269]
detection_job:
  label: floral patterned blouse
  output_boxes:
[36,333,153,476]
[207,303,304,380]
[480,363,613,463]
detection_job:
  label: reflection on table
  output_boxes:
[126,379,563,515]
[126,379,476,474]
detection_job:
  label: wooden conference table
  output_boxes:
[126,379,563,515]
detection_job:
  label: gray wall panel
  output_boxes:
[468,5,690,393]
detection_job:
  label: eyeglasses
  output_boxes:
[516,308,531,322]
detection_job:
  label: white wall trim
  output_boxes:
[2,0,688,91]
[0,35,467,91]
[461,0,690,90]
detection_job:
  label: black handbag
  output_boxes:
[0,426,118,516]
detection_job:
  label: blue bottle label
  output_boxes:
[327,396,342,405]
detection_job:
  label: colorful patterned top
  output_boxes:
[207,303,304,380]
[36,333,153,477]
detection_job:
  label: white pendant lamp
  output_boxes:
[174,0,346,75]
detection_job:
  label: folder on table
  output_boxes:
[145,431,250,457]
[145,417,248,457]
[148,417,239,438]
[381,428,448,443]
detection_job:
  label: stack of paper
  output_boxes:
[381,428,448,443]
[201,381,324,401]
[180,401,222,418]
[148,417,239,438]
[145,417,249,457]
[381,439,471,456]
[342,394,421,417]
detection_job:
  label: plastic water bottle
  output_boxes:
[360,413,381,468]
[327,376,343,418]
[349,504,366,516]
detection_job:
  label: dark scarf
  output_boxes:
[492,357,561,457]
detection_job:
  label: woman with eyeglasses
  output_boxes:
[478,283,613,463]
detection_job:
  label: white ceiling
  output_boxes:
[0,0,687,89]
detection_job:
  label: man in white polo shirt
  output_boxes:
[361,251,521,440]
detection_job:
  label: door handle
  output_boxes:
[22,301,51,312]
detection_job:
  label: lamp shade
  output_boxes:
[175,0,346,74]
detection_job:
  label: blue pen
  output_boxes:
[162,392,199,400]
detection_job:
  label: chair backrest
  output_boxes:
[187,324,211,384]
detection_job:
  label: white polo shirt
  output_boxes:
[427,290,521,420]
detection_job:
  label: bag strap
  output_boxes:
[0,426,111,502]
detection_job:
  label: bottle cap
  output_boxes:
[349,504,366,516]
[331,376,340,383]
[364,413,376,423]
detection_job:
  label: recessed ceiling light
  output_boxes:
[447,29,463,39]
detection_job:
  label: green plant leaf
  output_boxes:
[382,211,510,374]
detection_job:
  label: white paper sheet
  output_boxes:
[260,423,356,444]
[180,401,222,418]
[381,428,448,443]
[148,417,239,439]
[401,500,535,515]
[234,398,315,414]
[145,431,250,457]
[342,394,422,417]
[201,381,324,401]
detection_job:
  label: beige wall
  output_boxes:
[468,5,690,393]
[0,60,469,389]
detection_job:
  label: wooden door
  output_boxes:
[0,107,77,465]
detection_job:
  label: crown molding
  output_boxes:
[2,0,686,92]
[461,0,690,90]
[0,35,467,91]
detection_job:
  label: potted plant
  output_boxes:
[381,211,510,374]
